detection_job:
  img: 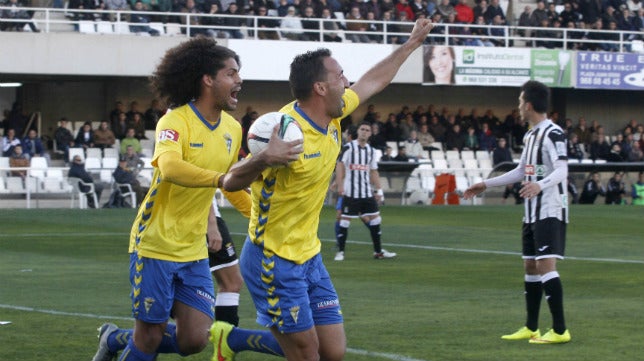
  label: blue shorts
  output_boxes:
[129,252,215,323]
[240,238,343,333]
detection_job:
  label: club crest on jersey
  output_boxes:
[536,165,545,176]
[289,306,300,324]
[144,297,155,313]
[331,127,339,144]
[158,129,179,142]
[224,133,232,154]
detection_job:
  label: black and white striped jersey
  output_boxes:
[339,140,378,199]
[520,119,569,223]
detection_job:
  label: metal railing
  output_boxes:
[1,6,642,53]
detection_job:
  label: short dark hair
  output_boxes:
[289,48,332,101]
[150,37,240,108]
[521,80,550,114]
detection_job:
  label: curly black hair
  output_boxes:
[150,37,241,108]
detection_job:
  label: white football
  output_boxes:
[247,112,303,156]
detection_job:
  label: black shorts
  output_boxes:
[522,218,566,260]
[207,217,238,272]
[341,196,380,218]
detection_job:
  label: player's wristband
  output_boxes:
[376,189,384,197]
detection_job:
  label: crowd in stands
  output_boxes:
[2,0,642,49]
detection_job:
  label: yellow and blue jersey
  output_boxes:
[247,89,360,264]
[129,103,242,262]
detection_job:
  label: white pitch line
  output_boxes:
[0,304,430,361]
[2,231,642,264]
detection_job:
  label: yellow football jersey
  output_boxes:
[129,103,241,262]
[248,89,360,263]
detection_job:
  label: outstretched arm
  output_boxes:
[350,19,433,103]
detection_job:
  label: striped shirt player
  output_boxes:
[464,80,571,344]
[334,121,396,260]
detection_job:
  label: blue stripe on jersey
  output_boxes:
[294,103,327,135]
[188,102,220,131]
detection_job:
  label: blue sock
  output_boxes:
[228,327,284,356]
[107,328,132,353]
[118,338,157,361]
[157,323,182,354]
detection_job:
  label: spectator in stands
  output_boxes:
[601,5,618,28]
[104,0,130,21]
[560,2,581,26]
[8,144,29,179]
[108,101,126,129]
[369,122,388,152]
[628,140,643,161]
[471,15,495,46]
[127,112,147,140]
[417,123,437,151]
[579,0,602,25]
[125,100,143,123]
[256,5,280,40]
[589,126,611,160]
[112,111,128,140]
[68,154,104,208]
[223,2,245,39]
[454,0,474,24]
[485,0,505,23]
[0,0,39,32]
[573,117,592,145]
[345,6,370,43]
[54,118,75,161]
[567,133,584,161]
[393,145,410,162]
[437,0,455,18]
[428,115,446,142]
[68,0,102,21]
[605,171,626,204]
[119,127,142,155]
[280,6,307,40]
[2,128,22,157]
[144,98,164,130]
[365,10,383,43]
[478,122,497,152]
[423,45,456,84]
[180,0,210,37]
[383,113,403,142]
[320,7,342,42]
[602,21,621,52]
[276,0,291,17]
[530,0,548,27]
[380,146,395,161]
[517,5,532,38]
[631,171,644,206]
[93,121,116,150]
[579,171,605,204]
[492,137,512,165]
[488,15,508,46]
[463,126,479,151]
[201,2,228,38]
[472,0,488,23]
[405,130,426,160]
[129,0,161,36]
[113,156,148,206]
[444,123,465,151]
[396,0,415,21]
[399,113,417,141]
[75,121,95,151]
[122,145,145,176]
[605,143,624,162]
[301,5,320,41]
[22,129,49,161]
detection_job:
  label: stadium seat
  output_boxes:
[84,157,102,174]
[96,21,114,34]
[430,150,445,160]
[6,177,25,194]
[445,150,460,160]
[0,157,11,177]
[433,159,448,172]
[463,158,479,170]
[46,169,65,179]
[475,150,490,160]
[0,177,8,193]
[29,157,48,180]
[68,148,85,162]
[102,157,118,170]
[42,177,70,193]
[68,177,98,209]
[103,148,119,159]
[461,150,475,160]
[429,142,443,152]
[165,23,182,36]
[149,22,165,35]
[78,20,96,34]
[86,147,102,159]
[114,22,131,34]
[114,181,137,208]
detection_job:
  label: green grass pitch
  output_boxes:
[0,205,642,361]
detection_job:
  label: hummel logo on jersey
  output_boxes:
[538,245,549,252]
